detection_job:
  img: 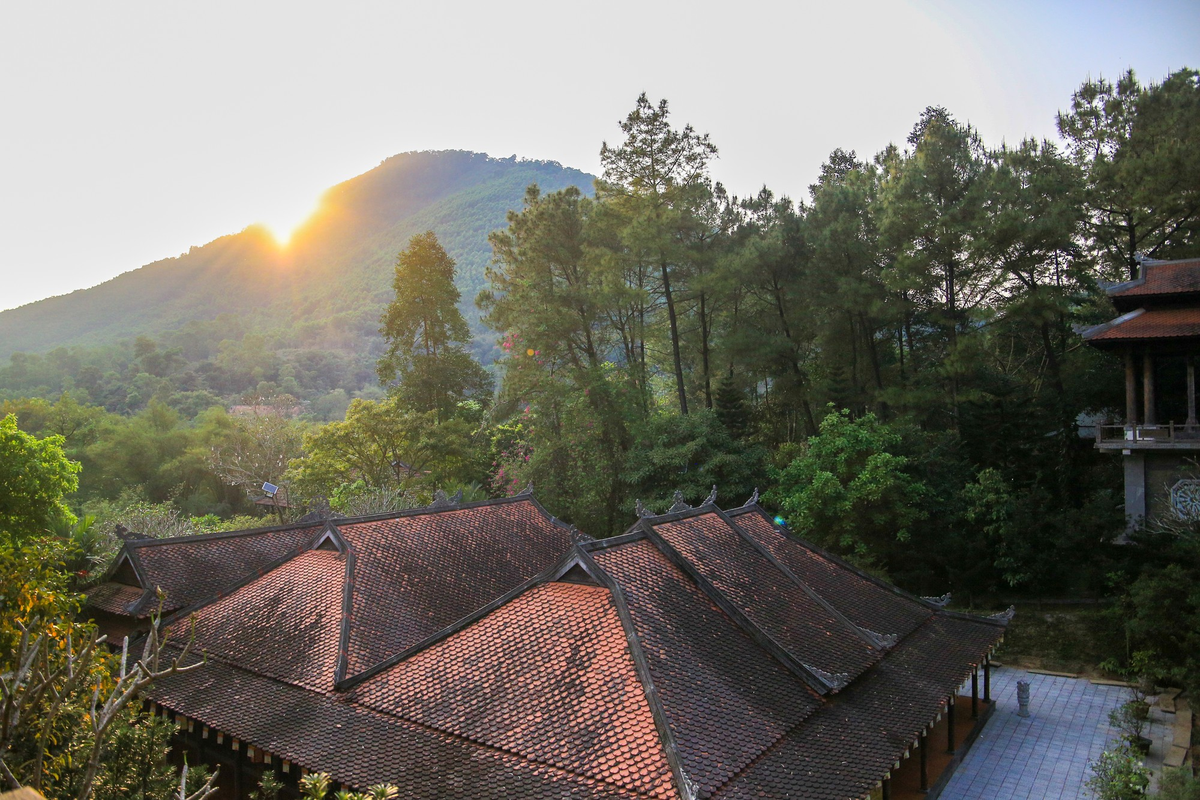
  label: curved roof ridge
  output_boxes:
[710,505,886,655]
[636,518,836,696]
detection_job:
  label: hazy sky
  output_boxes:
[1,0,1197,312]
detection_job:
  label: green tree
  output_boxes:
[288,394,480,501]
[378,231,493,419]
[1058,68,1200,278]
[769,408,926,564]
[599,94,719,415]
[0,414,80,542]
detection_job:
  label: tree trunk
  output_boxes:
[661,261,689,415]
[699,291,713,409]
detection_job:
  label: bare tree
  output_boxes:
[0,600,217,800]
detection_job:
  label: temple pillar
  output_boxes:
[919,731,929,791]
[972,667,979,719]
[983,657,991,703]
[1188,355,1197,429]
[1126,350,1138,426]
[882,777,891,800]
[1144,354,1156,425]
[946,696,956,754]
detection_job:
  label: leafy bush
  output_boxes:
[1086,742,1150,800]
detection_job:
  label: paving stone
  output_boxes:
[939,667,1132,800]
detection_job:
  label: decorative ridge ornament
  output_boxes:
[517,481,534,497]
[668,490,691,514]
[635,499,653,518]
[804,663,851,691]
[746,488,759,506]
[861,628,899,648]
[429,489,461,509]
[921,593,952,607]
[703,485,717,506]
[987,605,1016,623]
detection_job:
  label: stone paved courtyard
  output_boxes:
[938,667,1133,800]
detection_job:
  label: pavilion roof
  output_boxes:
[97,492,1006,800]
[1108,257,1200,311]
[1081,306,1200,346]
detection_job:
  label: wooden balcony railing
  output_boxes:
[1096,422,1200,446]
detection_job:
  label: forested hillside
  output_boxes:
[0,150,593,366]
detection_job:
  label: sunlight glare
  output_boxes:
[259,197,320,247]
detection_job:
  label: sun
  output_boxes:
[259,198,320,247]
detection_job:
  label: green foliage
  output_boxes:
[1157,769,1200,800]
[623,411,764,512]
[1086,742,1150,800]
[288,394,482,502]
[769,408,925,563]
[1108,527,1200,696]
[378,231,493,418]
[0,413,80,541]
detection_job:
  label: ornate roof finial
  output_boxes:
[746,487,760,506]
[988,605,1016,623]
[430,489,456,509]
[703,485,717,506]
[921,593,952,608]
[635,499,652,518]
[668,490,691,514]
[517,481,534,496]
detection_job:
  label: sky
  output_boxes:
[1,0,1198,312]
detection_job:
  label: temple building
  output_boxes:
[1082,256,1200,528]
[86,490,1009,800]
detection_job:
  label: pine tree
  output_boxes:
[378,231,492,419]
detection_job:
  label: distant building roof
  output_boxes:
[91,493,1006,799]
[1108,257,1200,311]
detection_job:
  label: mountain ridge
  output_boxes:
[0,150,596,360]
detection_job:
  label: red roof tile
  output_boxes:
[336,500,576,678]
[591,540,822,799]
[651,511,881,684]
[714,614,1002,800]
[135,496,1006,800]
[352,581,676,799]
[1085,306,1200,343]
[84,581,145,615]
[729,507,931,640]
[1110,258,1200,298]
[118,524,321,614]
[166,549,346,692]
[151,655,655,799]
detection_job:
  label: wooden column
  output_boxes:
[919,731,929,791]
[946,696,956,754]
[1144,353,1156,425]
[1126,350,1138,426]
[972,667,979,719]
[984,657,991,703]
[1188,355,1197,429]
[882,777,891,800]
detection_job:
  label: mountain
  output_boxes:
[0,151,595,361]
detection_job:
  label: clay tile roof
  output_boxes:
[728,506,931,640]
[117,524,322,615]
[713,614,1002,800]
[139,496,1006,800]
[649,511,881,683]
[1083,306,1200,343]
[1110,258,1200,298]
[337,499,574,678]
[167,549,347,691]
[590,539,822,799]
[84,581,145,615]
[150,656,652,799]
[351,581,676,799]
